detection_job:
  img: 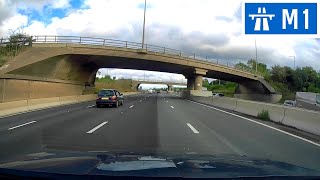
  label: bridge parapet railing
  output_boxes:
[132,78,186,83]
[1,35,263,77]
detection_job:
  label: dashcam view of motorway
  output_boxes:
[0,0,319,179]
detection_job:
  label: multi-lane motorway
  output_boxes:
[0,93,319,171]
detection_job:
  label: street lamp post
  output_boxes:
[289,56,296,69]
[141,0,147,49]
[255,38,258,72]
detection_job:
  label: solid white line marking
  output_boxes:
[86,105,95,108]
[129,105,134,108]
[186,99,320,147]
[86,121,108,134]
[8,121,37,130]
[187,123,199,134]
[140,100,142,102]
[166,101,168,103]
[170,106,174,109]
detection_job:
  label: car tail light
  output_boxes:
[111,96,116,100]
[96,97,101,100]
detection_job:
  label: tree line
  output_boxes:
[202,59,320,100]
[236,59,320,100]
[236,59,320,93]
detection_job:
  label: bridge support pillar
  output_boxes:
[194,75,203,91]
[184,68,207,91]
[186,77,195,90]
[193,68,207,91]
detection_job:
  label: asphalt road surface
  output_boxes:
[0,93,319,171]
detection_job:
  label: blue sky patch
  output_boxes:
[17,0,88,25]
[137,2,153,9]
[18,6,67,25]
[70,0,87,9]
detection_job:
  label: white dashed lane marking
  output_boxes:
[8,121,37,130]
[187,123,199,134]
[87,121,108,134]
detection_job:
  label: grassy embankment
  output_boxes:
[95,75,134,93]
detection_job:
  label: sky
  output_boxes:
[0,0,319,83]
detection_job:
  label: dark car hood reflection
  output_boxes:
[0,151,319,178]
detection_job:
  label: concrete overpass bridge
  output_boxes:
[0,35,280,103]
[131,80,186,91]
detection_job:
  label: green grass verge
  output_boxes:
[257,110,270,121]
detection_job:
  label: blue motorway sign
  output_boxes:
[244,3,318,35]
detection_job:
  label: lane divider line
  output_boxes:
[186,99,320,147]
[187,123,199,134]
[86,105,95,108]
[166,101,169,103]
[86,121,108,134]
[170,106,174,109]
[8,121,37,130]
[129,105,134,108]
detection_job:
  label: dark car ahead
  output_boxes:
[96,89,124,108]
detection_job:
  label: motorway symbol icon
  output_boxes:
[249,7,275,31]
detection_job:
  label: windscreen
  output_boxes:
[98,90,115,96]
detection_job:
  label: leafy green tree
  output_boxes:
[246,59,269,75]
[235,62,250,70]
[292,68,305,91]
[96,75,114,83]
[203,79,210,87]
[9,33,32,45]
[235,59,269,76]
[270,66,283,82]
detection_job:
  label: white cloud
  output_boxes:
[0,0,14,25]
[0,14,28,35]
[51,0,70,9]
[24,20,57,35]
